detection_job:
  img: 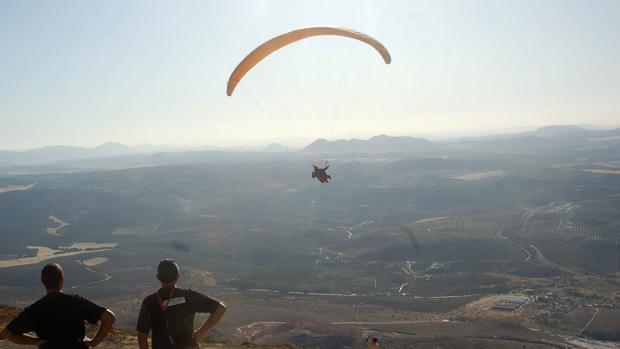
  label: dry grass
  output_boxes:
[0,184,34,194]
[26,246,57,257]
[0,249,111,269]
[46,216,70,236]
[0,243,116,269]
[450,170,505,181]
[82,257,109,267]
[63,242,118,249]
[582,169,620,175]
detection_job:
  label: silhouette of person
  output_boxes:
[1,263,116,348]
[137,259,227,349]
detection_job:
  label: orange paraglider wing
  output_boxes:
[227,26,391,96]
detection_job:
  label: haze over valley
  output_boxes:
[2,1,620,347]
[1,125,619,348]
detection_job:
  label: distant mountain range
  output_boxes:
[0,142,136,166]
[1,125,619,166]
[302,135,438,153]
[0,143,219,167]
[301,125,620,154]
[262,143,293,152]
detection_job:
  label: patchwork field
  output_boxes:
[1,145,619,348]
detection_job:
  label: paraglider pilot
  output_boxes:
[312,164,332,183]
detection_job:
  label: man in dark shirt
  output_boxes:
[137,259,226,349]
[1,263,116,348]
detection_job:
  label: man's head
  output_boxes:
[41,263,64,291]
[157,259,179,286]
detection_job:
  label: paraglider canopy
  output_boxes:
[227,26,391,96]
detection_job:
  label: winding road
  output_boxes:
[71,264,112,289]
[578,308,600,336]
[530,244,581,275]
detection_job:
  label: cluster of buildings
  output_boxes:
[493,294,530,311]
[532,290,620,324]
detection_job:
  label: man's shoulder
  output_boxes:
[139,287,209,302]
[141,292,159,304]
[31,292,76,305]
[178,287,198,295]
[164,287,202,298]
[27,295,48,308]
[178,288,209,299]
[23,293,86,314]
[57,292,97,304]
[60,293,85,300]
[182,288,222,306]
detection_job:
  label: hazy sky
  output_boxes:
[1,0,619,149]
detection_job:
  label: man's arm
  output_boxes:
[1,327,46,346]
[136,299,151,349]
[193,303,227,342]
[137,331,149,349]
[83,309,116,348]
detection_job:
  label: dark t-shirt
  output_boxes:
[136,287,221,349]
[6,292,105,349]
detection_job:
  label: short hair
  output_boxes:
[157,259,179,284]
[41,263,63,290]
